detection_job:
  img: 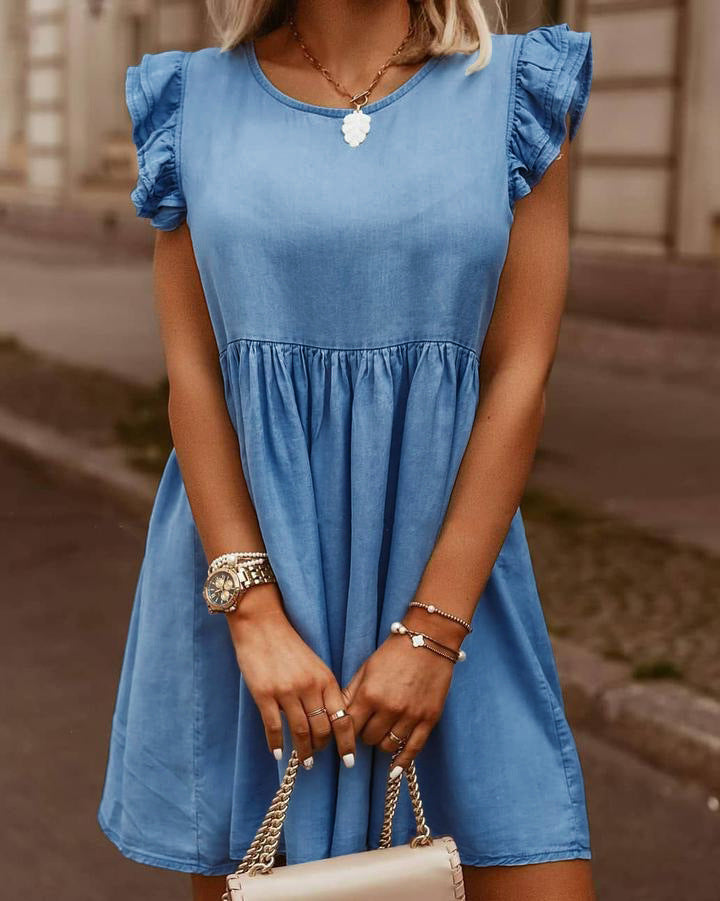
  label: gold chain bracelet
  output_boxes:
[389,621,467,663]
[407,600,472,633]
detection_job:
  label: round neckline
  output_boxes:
[245,40,443,118]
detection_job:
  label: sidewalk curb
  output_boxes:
[552,638,720,794]
[2,406,719,794]
[0,407,157,515]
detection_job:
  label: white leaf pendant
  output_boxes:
[342,108,371,147]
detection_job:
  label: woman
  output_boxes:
[97,1,595,898]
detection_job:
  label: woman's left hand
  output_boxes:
[342,613,462,774]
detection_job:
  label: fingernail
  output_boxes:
[272,748,283,760]
[389,765,403,780]
[343,753,355,768]
[303,756,314,770]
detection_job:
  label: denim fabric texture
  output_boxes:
[97,24,594,876]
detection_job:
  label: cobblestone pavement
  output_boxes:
[2,442,720,901]
[522,490,720,699]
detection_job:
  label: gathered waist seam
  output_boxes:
[218,335,479,361]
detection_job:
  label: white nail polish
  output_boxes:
[303,756,314,770]
[343,753,355,768]
[272,748,283,760]
[389,765,403,780]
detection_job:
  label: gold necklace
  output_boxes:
[287,11,416,147]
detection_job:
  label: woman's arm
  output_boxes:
[154,223,265,560]
[153,225,356,768]
[345,133,572,772]
[404,134,572,642]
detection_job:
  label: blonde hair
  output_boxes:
[206,1,507,75]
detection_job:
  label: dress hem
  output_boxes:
[98,811,591,877]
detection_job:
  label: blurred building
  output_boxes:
[0,0,211,219]
[566,0,719,259]
[0,0,718,265]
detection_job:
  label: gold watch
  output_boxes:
[203,555,276,614]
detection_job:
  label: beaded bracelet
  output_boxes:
[390,621,467,664]
[408,600,473,634]
[208,551,268,574]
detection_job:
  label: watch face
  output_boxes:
[204,567,242,611]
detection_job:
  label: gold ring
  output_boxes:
[329,708,349,723]
[307,706,327,718]
[388,730,407,746]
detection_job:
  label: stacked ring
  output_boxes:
[387,730,407,747]
[307,706,327,718]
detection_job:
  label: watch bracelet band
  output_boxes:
[203,553,277,614]
[210,557,277,589]
[235,558,277,589]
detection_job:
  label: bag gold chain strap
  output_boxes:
[223,748,433,891]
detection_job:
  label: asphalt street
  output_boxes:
[2,442,719,899]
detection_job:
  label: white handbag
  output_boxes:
[223,749,465,900]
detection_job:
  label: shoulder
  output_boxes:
[124,49,197,230]
[502,24,593,207]
[435,25,591,98]
[182,44,255,118]
[185,44,243,79]
[126,45,245,109]
[505,24,593,119]
[490,24,592,85]
[123,44,244,158]
[123,44,253,230]
[125,49,188,144]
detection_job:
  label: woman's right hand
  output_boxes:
[226,583,356,771]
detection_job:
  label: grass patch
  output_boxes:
[114,378,172,475]
[632,660,684,682]
[602,647,630,663]
[520,488,595,528]
[0,334,21,352]
[0,334,172,475]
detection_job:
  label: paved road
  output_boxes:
[538,326,720,554]
[0,232,164,386]
[1,443,719,900]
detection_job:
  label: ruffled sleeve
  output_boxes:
[125,50,189,231]
[508,24,593,208]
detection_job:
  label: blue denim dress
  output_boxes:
[98,24,594,876]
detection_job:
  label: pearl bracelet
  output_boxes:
[208,551,268,574]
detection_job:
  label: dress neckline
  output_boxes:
[245,40,443,118]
